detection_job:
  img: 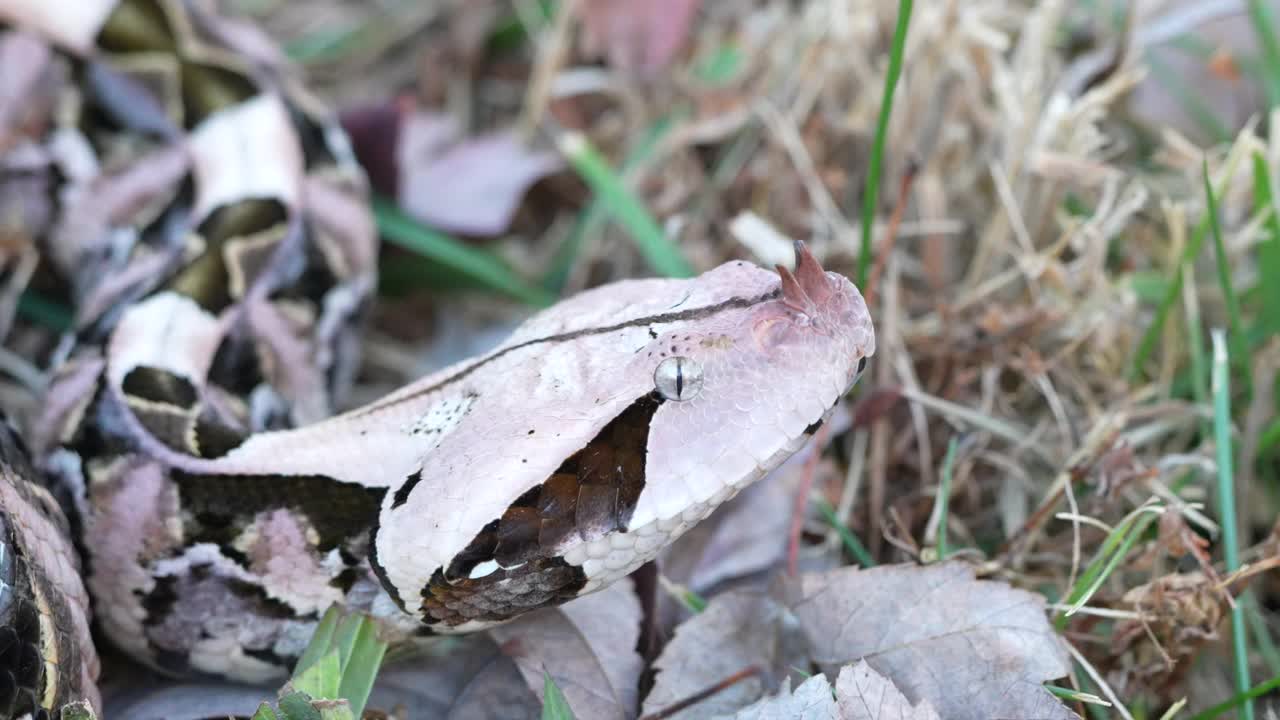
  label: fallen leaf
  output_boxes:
[398,118,562,237]
[785,562,1077,720]
[718,674,838,720]
[370,636,539,719]
[578,0,702,74]
[0,29,54,148]
[643,586,805,719]
[834,662,940,720]
[489,578,644,720]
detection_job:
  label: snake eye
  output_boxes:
[654,356,703,401]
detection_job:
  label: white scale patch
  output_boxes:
[403,392,476,446]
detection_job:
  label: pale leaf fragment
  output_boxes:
[397,113,562,236]
[578,0,702,73]
[835,662,940,720]
[786,562,1077,720]
[371,636,539,719]
[643,586,803,719]
[488,579,643,720]
[717,675,838,720]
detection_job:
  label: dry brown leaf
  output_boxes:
[835,661,941,720]
[577,0,701,74]
[396,111,562,236]
[719,674,838,720]
[643,585,805,719]
[488,578,643,720]
[785,562,1076,720]
[1112,572,1227,692]
[371,636,539,720]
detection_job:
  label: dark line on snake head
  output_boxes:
[391,469,423,509]
[353,289,781,418]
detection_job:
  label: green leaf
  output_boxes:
[251,702,281,720]
[285,608,387,717]
[58,701,99,720]
[335,612,388,717]
[294,606,342,681]
[277,692,324,720]
[374,196,555,306]
[541,672,577,720]
[291,649,342,701]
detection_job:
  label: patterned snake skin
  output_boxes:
[1,0,375,714]
[1,2,876,718]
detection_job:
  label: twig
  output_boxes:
[639,666,763,720]
[864,157,919,306]
[788,422,831,576]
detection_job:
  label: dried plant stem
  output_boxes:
[639,666,763,720]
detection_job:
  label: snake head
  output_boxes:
[368,241,874,632]
[623,240,875,531]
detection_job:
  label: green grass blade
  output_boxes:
[858,0,914,287]
[294,606,342,679]
[557,132,694,278]
[815,498,875,567]
[291,651,342,701]
[1260,416,1280,456]
[541,672,577,720]
[1211,329,1253,720]
[1253,151,1280,339]
[277,692,325,720]
[1044,684,1110,708]
[934,436,960,560]
[1243,592,1280,674]
[373,196,554,306]
[1131,170,1231,380]
[1054,508,1159,630]
[1204,161,1251,398]
[1188,672,1280,720]
[335,614,388,717]
[251,704,281,720]
[542,115,677,292]
[1247,0,1280,106]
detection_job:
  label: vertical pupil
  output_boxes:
[674,358,684,398]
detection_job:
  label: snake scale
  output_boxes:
[0,1,875,717]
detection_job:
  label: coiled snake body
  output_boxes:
[0,1,875,716]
